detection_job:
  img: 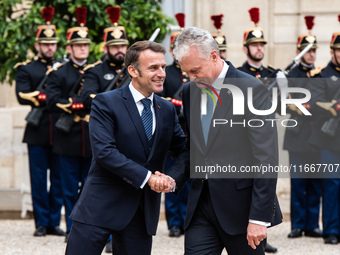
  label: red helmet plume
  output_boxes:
[175,13,185,28]
[75,7,87,26]
[249,7,260,26]
[106,6,121,25]
[211,14,223,30]
[305,16,315,31]
[41,6,55,24]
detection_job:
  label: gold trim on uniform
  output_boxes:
[14,60,31,69]
[112,28,123,39]
[77,28,88,38]
[83,60,102,71]
[215,35,224,45]
[252,28,262,38]
[43,27,54,38]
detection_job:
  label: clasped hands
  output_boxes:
[148,171,175,193]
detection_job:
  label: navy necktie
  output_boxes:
[141,98,153,140]
[202,89,214,145]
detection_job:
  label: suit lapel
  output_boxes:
[189,83,206,155]
[122,86,149,155]
[206,62,237,150]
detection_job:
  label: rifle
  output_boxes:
[267,43,314,91]
[55,75,83,134]
[105,66,130,91]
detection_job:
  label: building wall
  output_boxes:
[1,0,340,189]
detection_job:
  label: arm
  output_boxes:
[245,82,279,248]
[90,93,163,189]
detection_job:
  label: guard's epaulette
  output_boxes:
[14,60,31,69]
[235,66,241,69]
[267,64,280,72]
[310,66,323,77]
[83,60,102,72]
[46,62,64,75]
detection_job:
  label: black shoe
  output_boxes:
[323,234,338,244]
[105,240,112,253]
[34,226,47,236]
[265,243,278,253]
[169,226,182,237]
[288,228,302,238]
[305,228,322,237]
[65,232,70,243]
[46,226,66,236]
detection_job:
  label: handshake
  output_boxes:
[148,171,176,193]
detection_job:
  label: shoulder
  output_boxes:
[84,60,102,72]
[154,94,176,113]
[310,66,324,77]
[14,59,32,69]
[267,64,280,72]
[46,62,64,75]
[49,61,67,74]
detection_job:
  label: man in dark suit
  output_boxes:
[168,27,282,255]
[65,41,186,255]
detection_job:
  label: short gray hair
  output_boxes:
[173,27,219,61]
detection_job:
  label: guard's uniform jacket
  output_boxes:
[15,58,56,145]
[283,63,315,153]
[237,61,278,81]
[46,60,91,157]
[159,61,188,128]
[15,57,64,229]
[81,59,130,109]
[309,61,340,153]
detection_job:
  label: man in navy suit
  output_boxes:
[65,41,186,255]
[167,27,282,255]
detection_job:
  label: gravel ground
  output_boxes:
[1,218,340,255]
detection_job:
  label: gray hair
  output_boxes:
[173,27,219,61]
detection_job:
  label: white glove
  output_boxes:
[276,71,288,99]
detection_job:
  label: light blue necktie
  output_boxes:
[202,89,214,144]
[141,98,153,140]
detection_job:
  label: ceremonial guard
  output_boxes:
[81,6,130,111]
[238,7,282,253]
[238,7,287,102]
[15,6,65,237]
[284,16,322,239]
[45,7,92,241]
[309,14,340,244]
[210,14,227,60]
[158,13,190,238]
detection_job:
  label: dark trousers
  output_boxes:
[59,155,91,232]
[28,144,63,228]
[65,207,152,255]
[165,156,190,229]
[321,149,340,235]
[289,152,322,230]
[185,182,265,255]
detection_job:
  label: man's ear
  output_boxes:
[210,50,219,62]
[103,46,108,54]
[242,46,248,55]
[296,49,301,56]
[34,43,40,53]
[66,45,72,54]
[128,65,138,78]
